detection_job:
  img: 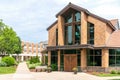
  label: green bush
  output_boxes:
[29,65,35,69]
[0,61,7,67]
[2,56,16,66]
[117,71,120,74]
[45,56,48,65]
[110,70,117,74]
[30,56,40,64]
[28,62,41,69]
[51,64,58,71]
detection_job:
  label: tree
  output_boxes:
[0,20,22,55]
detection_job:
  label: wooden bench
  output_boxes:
[35,66,47,72]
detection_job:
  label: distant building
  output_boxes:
[39,40,48,52]
[39,40,48,64]
[13,41,42,61]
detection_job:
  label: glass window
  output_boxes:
[87,49,101,66]
[75,25,80,44]
[109,49,120,66]
[64,11,81,45]
[51,51,58,65]
[65,26,73,45]
[116,49,120,56]
[109,56,115,66]
[65,14,72,23]
[75,12,81,22]
[87,22,94,44]
[68,26,72,45]
[60,50,64,71]
[56,29,58,45]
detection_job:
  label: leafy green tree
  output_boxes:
[0,20,22,55]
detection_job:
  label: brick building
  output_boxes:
[46,3,120,72]
[18,41,41,61]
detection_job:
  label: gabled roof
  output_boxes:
[55,2,116,30]
[110,19,118,27]
[47,20,57,31]
[106,30,120,47]
[56,2,89,17]
[47,3,117,31]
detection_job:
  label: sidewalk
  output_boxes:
[1,62,120,80]
[13,62,34,80]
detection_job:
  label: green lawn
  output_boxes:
[96,73,120,77]
[0,66,16,74]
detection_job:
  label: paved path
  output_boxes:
[32,72,106,80]
[13,62,34,80]
[1,62,120,80]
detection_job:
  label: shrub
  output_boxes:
[28,63,41,69]
[117,71,120,74]
[0,61,7,67]
[30,56,40,64]
[110,70,117,74]
[51,64,58,71]
[29,65,35,69]
[2,56,16,66]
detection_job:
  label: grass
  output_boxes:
[90,72,120,77]
[96,73,120,77]
[0,66,16,74]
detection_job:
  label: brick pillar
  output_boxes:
[81,12,87,44]
[81,49,87,71]
[58,16,64,45]
[58,50,60,71]
[102,49,109,68]
[48,51,51,66]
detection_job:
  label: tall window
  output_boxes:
[109,49,120,66]
[64,11,81,45]
[56,28,58,45]
[87,22,94,44]
[51,51,58,71]
[51,51,58,65]
[87,49,101,66]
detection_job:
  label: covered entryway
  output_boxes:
[64,54,77,71]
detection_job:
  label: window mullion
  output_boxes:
[72,13,75,44]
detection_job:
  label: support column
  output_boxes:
[81,49,87,71]
[21,56,24,61]
[102,49,109,68]
[58,50,60,71]
[41,53,44,64]
[81,12,87,44]
[43,54,46,64]
[48,51,51,66]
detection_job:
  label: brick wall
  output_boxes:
[48,11,114,46]
[48,23,58,46]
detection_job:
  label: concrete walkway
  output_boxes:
[32,72,106,80]
[1,62,120,80]
[13,62,34,80]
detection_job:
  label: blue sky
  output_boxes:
[0,0,120,43]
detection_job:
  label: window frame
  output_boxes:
[64,11,81,45]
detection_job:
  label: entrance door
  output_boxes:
[64,54,77,72]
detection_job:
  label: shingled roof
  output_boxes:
[47,2,116,31]
[110,19,118,27]
[106,30,120,47]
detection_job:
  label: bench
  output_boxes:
[35,66,47,72]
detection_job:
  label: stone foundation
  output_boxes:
[85,66,120,72]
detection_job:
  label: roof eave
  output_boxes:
[46,20,58,31]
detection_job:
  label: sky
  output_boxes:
[0,0,120,43]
